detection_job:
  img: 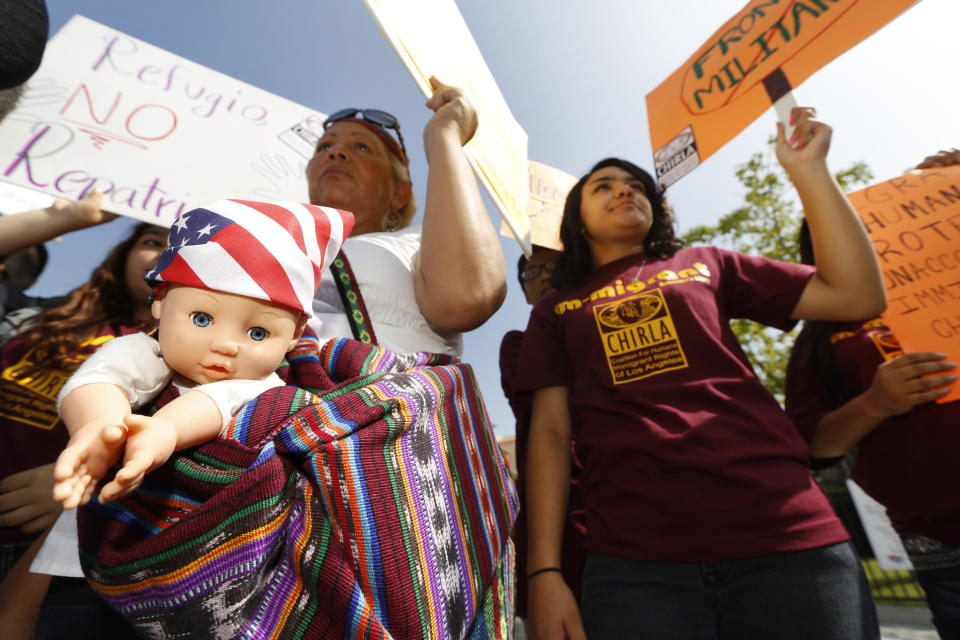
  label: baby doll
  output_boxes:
[53,199,353,508]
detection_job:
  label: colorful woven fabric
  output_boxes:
[77,334,517,639]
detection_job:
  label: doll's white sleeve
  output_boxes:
[190,373,286,433]
[56,332,172,410]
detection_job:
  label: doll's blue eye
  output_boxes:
[190,312,213,327]
[248,327,269,341]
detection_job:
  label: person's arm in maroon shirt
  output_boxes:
[806,352,956,458]
[525,385,586,640]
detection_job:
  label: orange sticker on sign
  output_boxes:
[846,165,960,403]
[646,0,917,186]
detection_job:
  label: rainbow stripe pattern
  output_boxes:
[77,335,517,639]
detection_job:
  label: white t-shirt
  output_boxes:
[309,226,462,357]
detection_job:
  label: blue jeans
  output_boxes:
[580,542,878,640]
[915,564,960,640]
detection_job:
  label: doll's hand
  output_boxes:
[97,414,177,503]
[53,421,128,509]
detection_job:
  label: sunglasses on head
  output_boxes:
[323,108,408,164]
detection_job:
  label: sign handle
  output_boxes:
[773,91,798,147]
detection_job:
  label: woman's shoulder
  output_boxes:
[665,245,724,261]
[344,226,422,266]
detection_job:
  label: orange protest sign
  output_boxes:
[500,160,576,253]
[846,165,960,403]
[646,0,917,186]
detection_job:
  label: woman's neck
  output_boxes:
[590,241,646,270]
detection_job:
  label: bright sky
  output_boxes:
[11,0,960,437]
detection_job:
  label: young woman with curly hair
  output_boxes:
[0,203,164,638]
[516,108,887,640]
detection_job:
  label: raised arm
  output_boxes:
[414,77,507,332]
[525,385,586,640]
[0,190,116,257]
[779,108,886,322]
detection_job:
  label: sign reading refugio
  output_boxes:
[646,0,918,187]
[846,165,960,404]
[0,16,328,226]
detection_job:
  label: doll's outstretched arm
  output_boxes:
[54,383,133,509]
[96,390,223,503]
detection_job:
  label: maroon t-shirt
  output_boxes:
[500,330,586,616]
[0,322,142,545]
[515,247,848,562]
[786,318,960,543]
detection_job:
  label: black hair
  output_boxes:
[0,244,48,290]
[0,0,49,91]
[516,245,557,290]
[516,253,529,290]
[550,158,682,291]
[14,223,162,378]
[789,220,853,405]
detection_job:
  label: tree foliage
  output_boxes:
[680,138,873,402]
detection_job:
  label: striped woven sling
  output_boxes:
[76,333,517,639]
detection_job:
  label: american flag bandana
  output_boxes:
[146,199,354,316]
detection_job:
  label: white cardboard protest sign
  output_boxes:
[846,479,913,571]
[0,182,55,215]
[0,15,327,227]
[362,0,531,254]
[499,160,576,253]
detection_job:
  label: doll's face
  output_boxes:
[152,285,306,385]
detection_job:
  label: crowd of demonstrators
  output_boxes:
[513,108,887,640]
[0,196,165,638]
[4,80,511,638]
[500,246,586,627]
[9,6,951,634]
[786,152,960,639]
[31,74,507,569]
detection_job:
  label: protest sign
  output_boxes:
[362,0,531,254]
[646,0,918,187]
[500,161,575,253]
[846,480,913,571]
[0,15,326,226]
[847,165,960,403]
[0,182,54,215]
